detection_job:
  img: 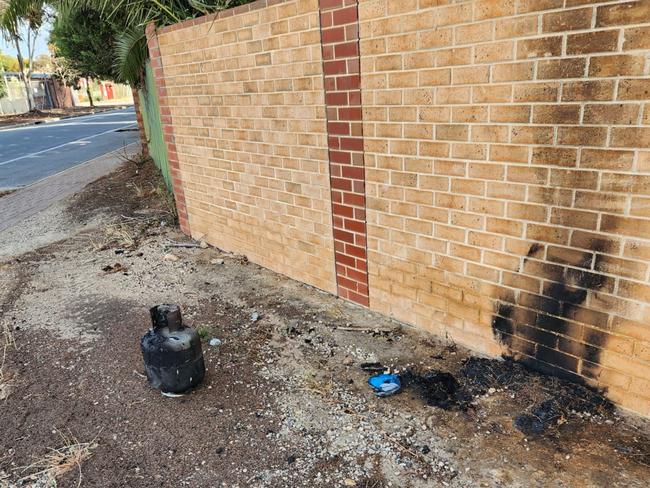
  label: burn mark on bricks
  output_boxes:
[492,241,610,383]
[525,243,542,260]
[492,303,514,340]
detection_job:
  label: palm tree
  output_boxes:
[0,0,46,111]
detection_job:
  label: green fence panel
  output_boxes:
[139,60,172,190]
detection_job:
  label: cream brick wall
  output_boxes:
[152,0,650,417]
[156,0,336,293]
[359,0,650,416]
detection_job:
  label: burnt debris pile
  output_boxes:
[513,379,614,435]
[460,357,529,395]
[401,370,472,411]
[399,358,532,411]
[390,356,614,436]
[513,400,564,435]
[461,356,613,435]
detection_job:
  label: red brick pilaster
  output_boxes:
[319,0,369,307]
[131,87,149,157]
[145,23,190,235]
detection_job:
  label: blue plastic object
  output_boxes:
[368,373,401,397]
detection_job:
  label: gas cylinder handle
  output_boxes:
[150,304,182,332]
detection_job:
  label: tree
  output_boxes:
[0,66,6,100]
[32,52,51,71]
[46,46,78,106]
[50,7,116,106]
[0,0,46,111]
[0,51,20,71]
[0,2,9,99]
[50,1,253,146]
[0,50,12,100]
[49,48,79,86]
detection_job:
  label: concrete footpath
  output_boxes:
[0,143,139,234]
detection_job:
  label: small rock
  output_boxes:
[251,312,260,322]
[488,387,496,395]
[209,338,222,347]
[344,479,356,486]
[343,357,354,366]
[163,253,180,262]
[102,262,126,273]
[210,258,224,265]
[0,384,12,401]
[200,241,209,249]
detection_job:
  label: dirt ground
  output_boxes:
[1,158,649,488]
[0,105,131,129]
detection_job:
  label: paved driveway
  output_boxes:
[0,107,138,189]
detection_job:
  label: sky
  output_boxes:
[0,21,52,59]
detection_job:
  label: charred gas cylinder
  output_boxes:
[141,304,205,393]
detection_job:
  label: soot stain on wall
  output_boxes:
[491,242,610,383]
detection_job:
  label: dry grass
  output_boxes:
[118,150,178,222]
[1,318,15,351]
[155,180,178,222]
[106,223,136,248]
[84,222,137,252]
[16,431,98,488]
[128,182,147,198]
[0,320,15,402]
[0,322,16,481]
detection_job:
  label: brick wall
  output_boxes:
[359,0,650,416]
[153,0,337,293]
[150,0,650,417]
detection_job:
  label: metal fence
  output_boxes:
[0,73,54,114]
[0,73,134,114]
[138,60,172,190]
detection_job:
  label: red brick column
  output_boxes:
[131,87,149,157]
[319,0,369,307]
[145,23,190,235]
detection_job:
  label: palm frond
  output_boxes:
[113,25,147,87]
[188,0,233,14]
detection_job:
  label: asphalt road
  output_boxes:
[0,107,138,189]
